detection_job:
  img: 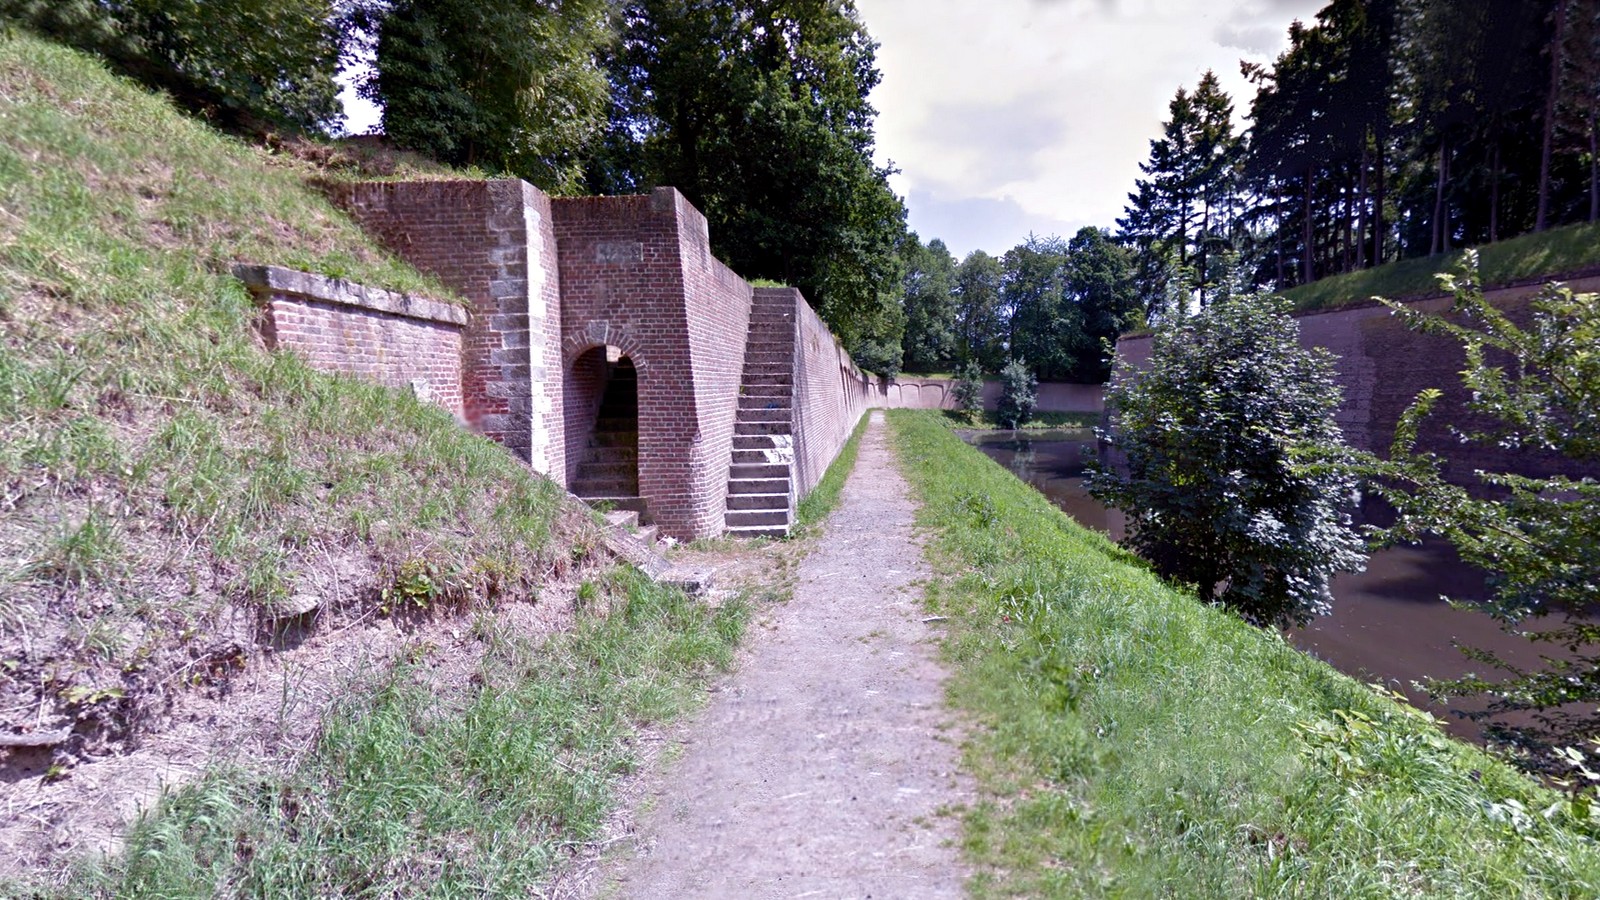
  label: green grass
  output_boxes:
[19,567,747,897]
[795,412,870,527]
[1280,220,1600,312]
[948,410,1100,431]
[888,409,1600,898]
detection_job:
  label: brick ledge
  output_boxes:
[232,263,467,327]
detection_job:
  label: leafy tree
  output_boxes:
[1364,253,1600,747]
[954,249,1006,372]
[597,0,906,365]
[951,360,984,422]
[1003,235,1077,382]
[996,358,1037,430]
[1063,226,1139,382]
[1088,291,1366,629]
[1,0,344,132]
[364,0,613,192]
[900,234,959,374]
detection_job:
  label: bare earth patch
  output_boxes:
[582,412,971,898]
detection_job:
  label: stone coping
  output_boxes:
[232,263,468,327]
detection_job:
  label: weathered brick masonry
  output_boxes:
[236,264,467,414]
[1113,273,1600,485]
[789,288,874,498]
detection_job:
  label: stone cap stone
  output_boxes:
[232,263,467,327]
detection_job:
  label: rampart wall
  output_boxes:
[786,288,875,498]
[1113,274,1600,484]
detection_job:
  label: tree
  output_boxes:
[365,0,613,193]
[996,358,1036,430]
[1088,291,1366,629]
[598,0,907,365]
[2,0,344,132]
[1366,252,1600,747]
[1003,235,1079,382]
[900,234,959,374]
[954,250,1006,371]
[951,361,984,422]
[1063,226,1139,383]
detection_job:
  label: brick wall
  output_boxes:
[1113,274,1600,485]
[235,264,465,413]
[788,287,875,498]
[328,179,566,486]
[873,377,1104,414]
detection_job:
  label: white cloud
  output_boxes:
[857,0,1325,257]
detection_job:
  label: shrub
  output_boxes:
[995,358,1036,429]
[951,361,984,422]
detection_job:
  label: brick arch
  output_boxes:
[562,322,647,372]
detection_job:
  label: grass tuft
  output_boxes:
[889,408,1600,898]
[796,412,870,527]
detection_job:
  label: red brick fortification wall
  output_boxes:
[553,188,753,540]
[874,377,1104,414]
[328,179,566,486]
[1113,274,1600,485]
[236,264,466,414]
[782,288,874,498]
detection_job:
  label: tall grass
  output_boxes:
[889,409,1600,898]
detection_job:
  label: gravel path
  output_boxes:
[606,411,970,898]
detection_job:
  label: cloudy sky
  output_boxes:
[856,0,1326,257]
[341,0,1327,258]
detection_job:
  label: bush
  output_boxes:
[1087,292,1365,628]
[995,358,1036,429]
[951,361,984,421]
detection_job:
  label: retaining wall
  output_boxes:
[1114,274,1600,484]
[786,288,875,498]
[875,377,1104,414]
[236,264,466,414]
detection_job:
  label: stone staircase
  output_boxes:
[571,360,649,522]
[726,291,798,538]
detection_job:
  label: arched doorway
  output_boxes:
[569,347,643,516]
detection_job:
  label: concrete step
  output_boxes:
[584,445,637,465]
[573,477,638,496]
[595,416,637,432]
[726,491,790,511]
[730,462,789,480]
[725,509,791,528]
[732,448,787,465]
[603,509,640,529]
[738,407,790,423]
[743,352,793,365]
[740,366,794,379]
[728,476,790,495]
[745,339,791,351]
[725,524,790,539]
[735,421,792,437]
[590,430,638,448]
[579,495,647,516]
[577,460,635,480]
[738,396,791,411]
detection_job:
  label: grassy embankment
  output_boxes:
[890,409,1600,898]
[1,33,746,893]
[1280,219,1600,312]
[795,412,870,528]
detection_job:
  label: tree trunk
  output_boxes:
[1373,139,1386,266]
[1357,142,1370,269]
[1591,113,1599,222]
[1303,167,1315,284]
[1490,141,1502,243]
[1432,142,1448,255]
[1538,0,1569,232]
[1275,179,1287,289]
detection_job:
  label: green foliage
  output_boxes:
[951,361,984,422]
[596,0,907,368]
[0,0,344,132]
[899,234,959,373]
[1360,252,1600,749]
[1088,291,1365,628]
[1063,226,1141,381]
[1002,235,1079,382]
[796,412,869,528]
[954,249,1006,372]
[890,409,1600,897]
[364,0,613,193]
[994,358,1036,430]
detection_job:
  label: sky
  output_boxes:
[339,0,1327,259]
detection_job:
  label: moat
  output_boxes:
[966,428,1553,742]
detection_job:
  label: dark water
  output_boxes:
[965,429,1555,741]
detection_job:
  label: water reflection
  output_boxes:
[964,428,1553,743]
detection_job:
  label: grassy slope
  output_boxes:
[890,409,1600,898]
[0,34,750,894]
[1280,219,1600,312]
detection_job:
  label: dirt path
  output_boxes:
[599,411,970,898]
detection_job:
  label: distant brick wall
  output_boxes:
[1113,274,1600,485]
[328,179,566,486]
[874,377,1104,414]
[236,264,465,414]
[789,288,874,497]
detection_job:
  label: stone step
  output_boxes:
[738,407,790,423]
[590,430,638,448]
[725,509,791,528]
[741,366,794,379]
[597,403,638,417]
[735,420,792,437]
[578,461,635,480]
[733,434,792,451]
[573,477,638,497]
[732,448,787,465]
[580,495,648,516]
[730,462,789,480]
[738,395,791,410]
[745,339,791,351]
[726,492,790,511]
[728,476,790,495]
[584,445,637,465]
[743,351,793,365]
[725,524,790,539]
[595,416,636,432]
[603,509,640,529]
